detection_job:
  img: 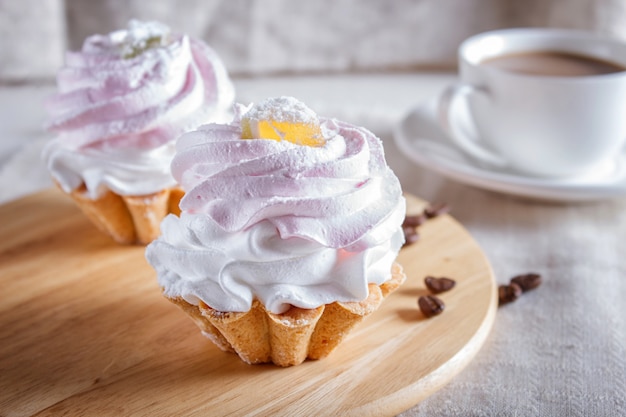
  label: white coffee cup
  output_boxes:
[439,28,626,178]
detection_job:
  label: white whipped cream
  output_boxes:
[146,104,406,314]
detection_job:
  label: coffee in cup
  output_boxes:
[439,28,626,178]
[481,50,626,77]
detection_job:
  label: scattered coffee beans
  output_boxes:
[511,273,542,292]
[498,272,543,307]
[402,214,427,228]
[418,295,445,318]
[405,202,454,318]
[424,276,456,294]
[403,226,420,245]
[402,202,450,248]
[424,202,450,219]
[498,283,522,305]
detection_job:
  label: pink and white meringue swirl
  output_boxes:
[146,102,406,314]
[43,20,235,198]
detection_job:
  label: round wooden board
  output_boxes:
[0,189,497,416]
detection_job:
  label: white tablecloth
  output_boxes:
[1,74,625,416]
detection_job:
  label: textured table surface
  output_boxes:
[1,73,625,416]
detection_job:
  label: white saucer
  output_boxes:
[393,97,626,202]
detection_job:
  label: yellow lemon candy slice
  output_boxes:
[241,97,325,147]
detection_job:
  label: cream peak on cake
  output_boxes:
[241,96,325,146]
[113,20,171,58]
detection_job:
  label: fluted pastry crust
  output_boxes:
[168,263,406,367]
[66,183,183,244]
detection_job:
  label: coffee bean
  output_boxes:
[511,273,542,292]
[424,276,456,294]
[424,202,450,219]
[498,283,522,305]
[418,295,445,318]
[402,214,427,228]
[402,226,420,246]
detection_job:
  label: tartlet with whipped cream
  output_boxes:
[146,96,406,366]
[43,20,235,244]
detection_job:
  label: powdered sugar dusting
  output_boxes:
[245,96,319,124]
[112,20,172,58]
[200,330,231,351]
[278,318,312,327]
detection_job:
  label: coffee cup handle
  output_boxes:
[438,83,508,168]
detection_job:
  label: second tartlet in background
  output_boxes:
[43,20,235,244]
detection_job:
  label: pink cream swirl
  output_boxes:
[44,21,234,197]
[172,112,405,251]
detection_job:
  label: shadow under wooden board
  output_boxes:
[0,188,497,416]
